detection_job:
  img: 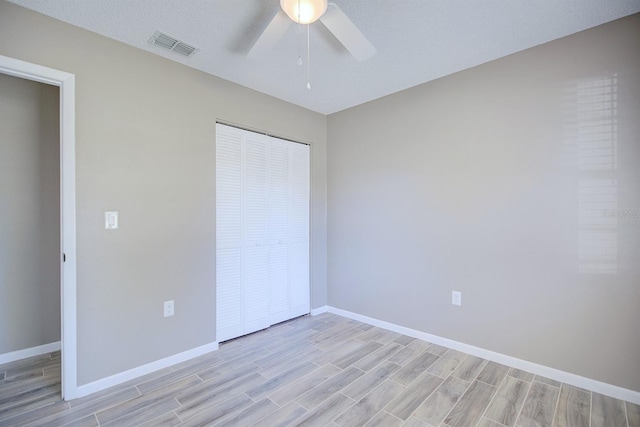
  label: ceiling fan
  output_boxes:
[248,0,377,62]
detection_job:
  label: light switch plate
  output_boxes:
[105,211,119,230]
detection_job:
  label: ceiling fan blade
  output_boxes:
[248,10,292,60]
[320,3,377,62]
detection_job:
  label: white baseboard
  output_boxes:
[0,341,61,365]
[76,342,219,399]
[310,306,328,316]
[327,306,640,405]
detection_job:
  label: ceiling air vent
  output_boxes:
[149,31,199,58]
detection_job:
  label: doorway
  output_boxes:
[0,55,77,400]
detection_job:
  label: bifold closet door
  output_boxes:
[215,126,244,342]
[216,123,310,342]
[289,142,310,318]
[267,138,291,325]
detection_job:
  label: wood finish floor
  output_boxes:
[1,313,639,426]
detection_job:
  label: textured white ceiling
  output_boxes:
[8,0,640,114]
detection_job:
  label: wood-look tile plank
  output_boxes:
[316,328,369,352]
[393,335,416,346]
[391,350,440,386]
[96,375,201,425]
[357,328,401,344]
[425,343,449,356]
[179,393,254,427]
[62,414,99,427]
[516,381,560,427]
[403,417,431,427]
[175,372,266,420]
[0,399,69,427]
[0,369,44,386]
[362,411,403,427]
[533,375,561,388]
[297,366,365,409]
[259,346,323,378]
[386,346,421,366]
[484,375,529,427]
[212,398,279,426]
[4,359,59,380]
[136,356,223,394]
[444,380,496,427]
[333,342,384,369]
[452,355,488,382]
[385,373,443,420]
[291,393,354,427]
[245,361,318,401]
[310,323,362,346]
[426,349,466,379]
[478,417,507,427]
[69,371,168,408]
[590,392,626,427]
[413,375,469,426]
[265,328,319,348]
[101,396,180,426]
[168,351,221,372]
[138,411,182,427]
[0,388,61,423]
[334,380,404,427]
[26,386,141,427]
[343,361,401,401]
[311,339,364,366]
[268,364,341,406]
[252,401,308,427]
[199,348,269,377]
[253,338,315,369]
[508,368,534,382]
[477,361,510,387]
[0,354,52,372]
[312,320,339,332]
[196,358,260,384]
[553,384,590,427]
[0,373,60,404]
[627,401,640,427]
[353,343,403,372]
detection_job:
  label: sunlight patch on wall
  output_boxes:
[566,74,618,275]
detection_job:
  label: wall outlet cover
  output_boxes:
[164,300,175,317]
[452,291,462,306]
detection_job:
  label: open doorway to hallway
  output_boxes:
[0,72,62,403]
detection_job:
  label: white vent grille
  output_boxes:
[149,31,199,58]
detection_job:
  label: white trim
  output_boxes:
[0,342,61,365]
[327,306,640,405]
[0,55,77,400]
[76,342,219,398]
[310,306,328,316]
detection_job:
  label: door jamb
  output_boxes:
[0,55,77,400]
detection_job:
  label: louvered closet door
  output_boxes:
[216,123,310,342]
[215,126,244,342]
[243,132,270,335]
[268,139,291,325]
[289,142,310,318]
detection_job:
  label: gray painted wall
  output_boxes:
[0,1,327,385]
[0,73,60,354]
[327,14,640,392]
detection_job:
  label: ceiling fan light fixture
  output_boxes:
[280,0,328,24]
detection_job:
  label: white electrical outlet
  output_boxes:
[452,291,462,306]
[164,300,175,317]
